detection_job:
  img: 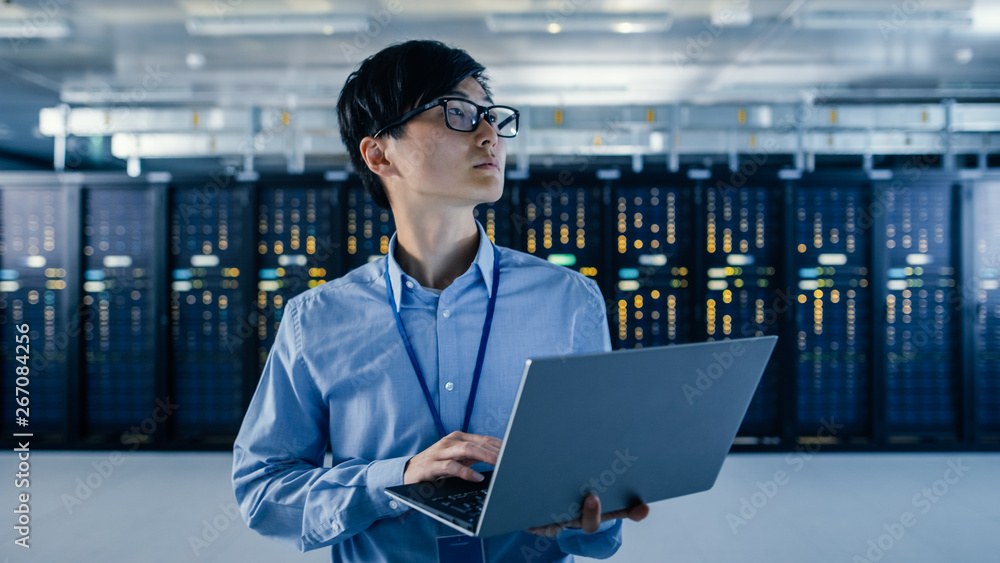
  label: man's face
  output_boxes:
[382,76,506,208]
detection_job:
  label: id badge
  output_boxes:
[437,534,485,563]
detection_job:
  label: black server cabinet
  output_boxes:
[80,186,159,441]
[474,191,515,249]
[699,181,783,439]
[791,179,872,442]
[255,183,341,374]
[344,184,395,271]
[611,181,695,349]
[0,187,72,442]
[973,179,1000,443]
[517,178,604,282]
[877,180,961,443]
[168,183,252,442]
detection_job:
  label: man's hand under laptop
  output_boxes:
[403,431,501,484]
[526,493,650,537]
[402,431,650,536]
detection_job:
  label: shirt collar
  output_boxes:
[386,219,496,312]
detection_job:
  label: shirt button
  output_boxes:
[442,309,450,318]
[389,500,399,510]
[405,281,414,289]
[445,382,454,391]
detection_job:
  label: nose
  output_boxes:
[473,111,499,146]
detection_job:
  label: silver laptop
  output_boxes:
[385,335,778,538]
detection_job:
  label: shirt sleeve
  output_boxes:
[552,277,623,558]
[557,519,623,559]
[232,298,410,552]
[575,277,613,354]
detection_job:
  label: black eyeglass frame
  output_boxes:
[372,97,520,139]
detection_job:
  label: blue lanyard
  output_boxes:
[386,244,500,438]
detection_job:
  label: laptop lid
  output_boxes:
[475,335,777,537]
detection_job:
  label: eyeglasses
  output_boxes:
[372,98,520,139]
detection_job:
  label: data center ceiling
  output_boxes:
[1,0,999,166]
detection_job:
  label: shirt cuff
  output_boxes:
[556,519,623,559]
[366,455,413,519]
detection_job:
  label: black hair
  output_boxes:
[336,40,492,209]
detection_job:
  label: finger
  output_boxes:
[627,502,650,522]
[526,524,562,537]
[460,432,503,452]
[443,460,486,482]
[599,509,631,522]
[448,440,499,466]
[599,503,651,524]
[580,494,601,533]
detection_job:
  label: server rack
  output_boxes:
[168,181,254,444]
[2,169,999,451]
[514,175,606,310]
[873,175,963,444]
[789,173,873,444]
[972,178,1000,444]
[609,174,695,349]
[254,180,342,378]
[0,183,74,443]
[81,184,160,443]
[343,183,395,270]
[694,172,785,440]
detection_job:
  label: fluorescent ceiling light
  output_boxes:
[973,0,1000,31]
[793,10,973,30]
[0,20,70,39]
[486,13,671,34]
[711,0,752,27]
[185,15,366,36]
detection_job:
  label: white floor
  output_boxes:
[3,451,998,563]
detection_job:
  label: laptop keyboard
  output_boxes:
[431,488,487,523]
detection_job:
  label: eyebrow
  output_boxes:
[443,90,494,106]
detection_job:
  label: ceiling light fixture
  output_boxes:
[185,15,366,36]
[486,13,671,34]
[972,0,1000,31]
[186,52,207,70]
[710,0,753,27]
[0,19,70,39]
[793,10,972,30]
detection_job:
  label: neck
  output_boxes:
[392,205,480,291]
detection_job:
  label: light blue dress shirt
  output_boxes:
[233,219,623,562]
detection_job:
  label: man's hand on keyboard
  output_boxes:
[403,431,502,485]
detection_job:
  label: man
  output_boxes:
[233,40,648,562]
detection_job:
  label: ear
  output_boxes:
[359,137,397,179]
